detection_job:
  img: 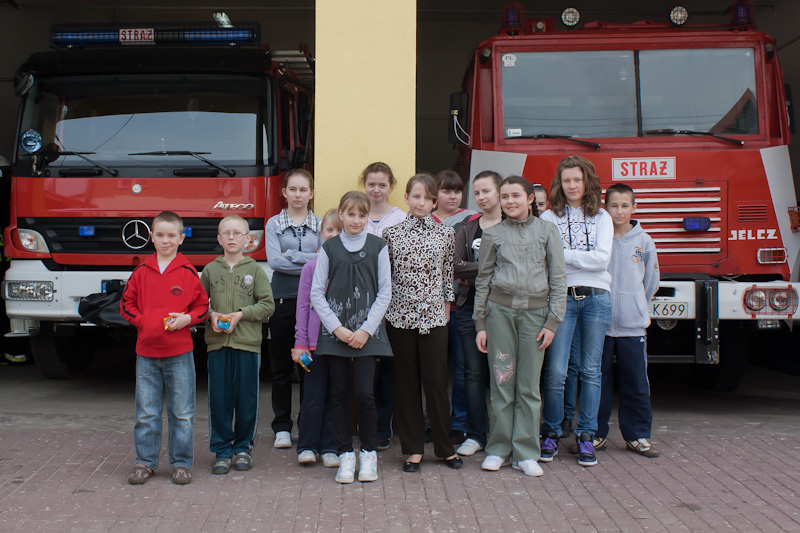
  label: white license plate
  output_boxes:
[650,301,688,318]
[119,28,154,44]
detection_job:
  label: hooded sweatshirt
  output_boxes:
[200,256,275,353]
[121,253,208,358]
[606,221,660,337]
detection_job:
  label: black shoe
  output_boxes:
[450,429,467,444]
[376,437,391,451]
[444,456,463,469]
[403,460,421,473]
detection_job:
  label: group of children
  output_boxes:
[119,155,659,486]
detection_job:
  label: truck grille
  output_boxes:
[628,186,725,255]
[18,217,264,255]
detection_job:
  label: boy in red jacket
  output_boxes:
[121,211,209,485]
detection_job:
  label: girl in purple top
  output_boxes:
[292,210,343,467]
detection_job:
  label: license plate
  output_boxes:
[119,28,154,44]
[650,301,688,318]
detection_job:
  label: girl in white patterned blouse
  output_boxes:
[382,173,462,472]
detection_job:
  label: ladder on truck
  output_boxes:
[271,44,314,85]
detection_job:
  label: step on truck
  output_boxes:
[1,22,314,378]
[450,2,800,390]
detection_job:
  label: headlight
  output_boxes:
[743,289,766,312]
[17,229,50,252]
[3,280,54,301]
[244,230,263,254]
[769,289,792,313]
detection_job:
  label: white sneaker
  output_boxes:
[481,455,511,471]
[297,450,316,464]
[513,459,544,477]
[335,452,356,484]
[321,453,340,468]
[357,450,378,482]
[273,431,292,449]
[457,438,484,456]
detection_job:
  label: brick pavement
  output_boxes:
[1,365,800,532]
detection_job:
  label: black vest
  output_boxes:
[315,234,393,358]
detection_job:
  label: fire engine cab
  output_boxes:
[1,22,314,378]
[450,2,800,390]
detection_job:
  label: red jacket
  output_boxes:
[121,253,209,358]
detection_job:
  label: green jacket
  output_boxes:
[200,256,275,353]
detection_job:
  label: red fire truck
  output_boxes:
[450,3,800,390]
[1,23,313,378]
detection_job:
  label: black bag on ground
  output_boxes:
[78,280,131,327]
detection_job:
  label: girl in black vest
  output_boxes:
[309,191,393,484]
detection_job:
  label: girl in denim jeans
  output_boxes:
[540,155,614,467]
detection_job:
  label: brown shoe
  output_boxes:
[626,438,660,458]
[170,466,192,485]
[127,463,154,485]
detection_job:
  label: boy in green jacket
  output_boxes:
[201,215,275,475]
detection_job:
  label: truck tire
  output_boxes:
[30,323,94,379]
[692,323,747,392]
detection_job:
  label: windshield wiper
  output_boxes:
[44,151,119,177]
[129,151,236,177]
[644,128,744,146]
[514,134,601,149]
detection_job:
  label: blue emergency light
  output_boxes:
[683,217,711,232]
[78,226,95,236]
[184,227,192,237]
[51,23,260,49]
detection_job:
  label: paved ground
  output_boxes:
[0,355,799,532]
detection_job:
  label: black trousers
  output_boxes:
[374,356,395,439]
[327,355,378,454]
[387,325,455,459]
[268,298,298,433]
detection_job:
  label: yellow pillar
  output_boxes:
[315,0,417,214]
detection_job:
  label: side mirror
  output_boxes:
[14,73,34,97]
[448,92,469,146]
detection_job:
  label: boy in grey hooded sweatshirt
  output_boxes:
[596,184,661,458]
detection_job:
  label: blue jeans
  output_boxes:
[563,331,581,422]
[542,291,611,437]
[448,311,467,432]
[134,351,196,470]
[455,303,488,446]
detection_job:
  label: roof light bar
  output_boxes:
[50,23,261,48]
[500,2,525,35]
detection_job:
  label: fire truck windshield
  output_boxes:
[501,47,758,140]
[16,74,270,171]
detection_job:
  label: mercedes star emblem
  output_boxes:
[122,220,151,250]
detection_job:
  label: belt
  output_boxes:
[568,286,607,300]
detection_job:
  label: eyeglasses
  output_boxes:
[220,231,248,238]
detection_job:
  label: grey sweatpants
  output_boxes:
[485,302,548,462]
